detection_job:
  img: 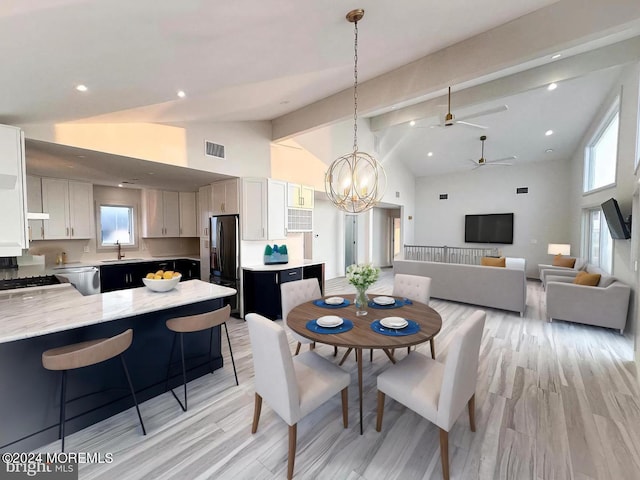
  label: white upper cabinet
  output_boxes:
[41,178,94,239]
[198,184,212,239]
[26,175,44,241]
[141,189,180,238]
[287,183,314,209]
[211,179,239,215]
[179,191,197,237]
[241,178,286,240]
[0,124,27,256]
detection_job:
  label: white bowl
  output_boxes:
[324,296,345,305]
[380,317,408,329]
[142,274,181,292]
[316,315,344,327]
[373,296,395,305]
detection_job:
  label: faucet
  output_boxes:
[116,240,125,260]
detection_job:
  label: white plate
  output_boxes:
[324,296,345,305]
[316,315,344,328]
[373,296,395,306]
[380,317,408,329]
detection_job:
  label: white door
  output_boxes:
[42,178,70,239]
[163,191,180,237]
[345,214,357,268]
[224,179,239,214]
[143,189,164,237]
[211,182,226,215]
[241,178,267,240]
[179,192,197,237]
[300,185,314,208]
[198,185,211,238]
[267,179,287,240]
[68,181,93,238]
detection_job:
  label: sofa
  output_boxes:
[538,257,586,287]
[393,258,527,315]
[545,265,630,333]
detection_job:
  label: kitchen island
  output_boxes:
[0,280,236,451]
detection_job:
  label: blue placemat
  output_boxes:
[370,319,420,336]
[313,299,351,309]
[306,319,354,334]
[367,298,413,309]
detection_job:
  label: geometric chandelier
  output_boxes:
[325,9,386,214]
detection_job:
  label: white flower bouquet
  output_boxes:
[346,263,380,290]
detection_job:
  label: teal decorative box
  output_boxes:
[264,244,289,265]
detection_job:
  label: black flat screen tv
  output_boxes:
[601,198,631,239]
[465,213,514,244]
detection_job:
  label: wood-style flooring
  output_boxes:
[38,271,640,479]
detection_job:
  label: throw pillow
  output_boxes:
[481,257,506,267]
[573,272,601,286]
[553,255,576,268]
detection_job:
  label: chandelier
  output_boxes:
[325,9,386,214]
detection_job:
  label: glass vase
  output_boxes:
[355,287,369,316]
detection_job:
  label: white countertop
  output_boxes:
[0,280,235,344]
[242,259,324,272]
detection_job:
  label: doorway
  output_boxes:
[345,215,357,269]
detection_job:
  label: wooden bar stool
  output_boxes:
[42,329,146,452]
[165,305,237,411]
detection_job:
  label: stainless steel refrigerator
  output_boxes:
[210,214,239,315]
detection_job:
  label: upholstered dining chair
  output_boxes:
[375,310,486,480]
[246,313,350,480]
[281,278,326,355]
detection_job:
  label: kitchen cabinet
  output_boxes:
[175,259,200,280]
[287,183,314,209]
[141,189,180,238]
[241,178,286,240]
[179,191,197,237]
[100,263,147,293]
[41,178,94,239]
[26,175,44,241]
[197,185,212,238]
[242,263,324,320]
[0,124,27,256]
[211,179,239,215]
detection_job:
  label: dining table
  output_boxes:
[287,293,442,434]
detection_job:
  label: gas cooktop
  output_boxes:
[0,275,60,291]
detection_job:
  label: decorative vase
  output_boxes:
[355,287,369,316]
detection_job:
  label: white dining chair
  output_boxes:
[375,310,486,480]
[281,278,323,355]
[246,313,350,480]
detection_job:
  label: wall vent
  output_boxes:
[205,141,226,159]
[439,194,448,200]
[516,187,528,194]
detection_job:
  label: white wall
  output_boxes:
[567,63,640,346]
[414,158,572,278]
[371,207,392,267]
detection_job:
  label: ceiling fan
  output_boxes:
[468,135,516,169]
[428,87,508,129]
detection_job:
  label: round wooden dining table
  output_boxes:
[287,294,442,434]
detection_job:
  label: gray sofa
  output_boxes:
[545,265,630,333]
[393,258,527,315]
[538,257,586,286]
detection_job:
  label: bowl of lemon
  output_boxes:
[142,270,182,292]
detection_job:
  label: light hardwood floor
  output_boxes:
[40,271,640,479]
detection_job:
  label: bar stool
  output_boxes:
[165,305,238,411]
[42,329,146,452]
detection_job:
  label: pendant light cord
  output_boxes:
[353,20,359,153]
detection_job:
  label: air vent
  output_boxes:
[439,194,448,200]
[205,141,226,159]
[516,187,528,194]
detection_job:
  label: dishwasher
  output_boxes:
[53,266,101,295]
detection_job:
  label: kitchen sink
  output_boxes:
[101,258,144,263]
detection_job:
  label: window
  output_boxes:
[584,207,613,273]
[584,100,619,193]
[99,205,135,246]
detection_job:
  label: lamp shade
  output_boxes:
[547,243,571,255]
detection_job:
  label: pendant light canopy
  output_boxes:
[325,9,386,214]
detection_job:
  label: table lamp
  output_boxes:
[547,243,571,256]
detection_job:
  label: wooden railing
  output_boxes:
[403,245,499,265]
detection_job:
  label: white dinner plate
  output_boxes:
[316,315,344,328]
[373,296,395,306]
[380,317,408,329]
[324,296,345,305]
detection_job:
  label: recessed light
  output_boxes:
[551,54,562,60]
[409,120,416,127]
[427,152,433,157]
[545,149,554,153]
[545,130,554,136]
[118,184,123,188]
[547,83,557,91]
[76,84,88,92]
[177,90,186,98]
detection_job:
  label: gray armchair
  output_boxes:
[538,257,585,287]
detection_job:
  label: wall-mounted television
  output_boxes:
[601,198,631,239]
[465,213,514,244]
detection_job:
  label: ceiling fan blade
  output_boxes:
[472,164,483,170]
[487,155,517,163]
[467,159,479,166]
[456,120,488,129]
[457,105,509,122]
[485,162,512,166]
